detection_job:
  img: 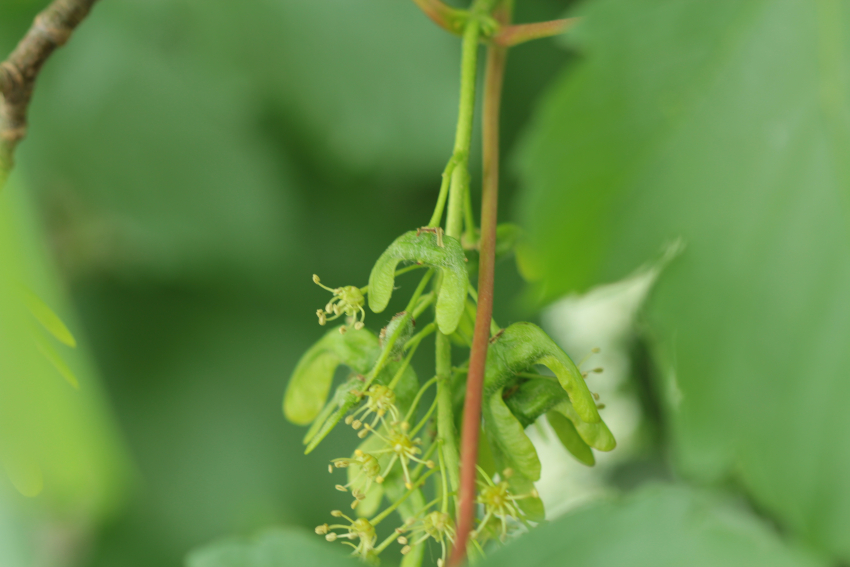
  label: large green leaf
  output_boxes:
[517,0,850,560]
[186,528,357,567]
[482,485,825,567]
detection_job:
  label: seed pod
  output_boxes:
[502,377,562,428]
[551,398,616,452]
[547,410,595,466]
[284,326,379,425]
[483,388,541,482]
[368,230,468,335]
[505,378,615,453]
[484,322,600,424]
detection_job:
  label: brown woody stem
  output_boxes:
[0,0,99,190]
[449,2,511,565]
[493,17,577,47]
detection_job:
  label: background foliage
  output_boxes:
[0,0,846,566]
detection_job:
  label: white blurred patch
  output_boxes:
[530,241,682,519]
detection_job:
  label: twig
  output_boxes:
[0,0,99,190]
[492,18,577,47]
[448,1,511,565]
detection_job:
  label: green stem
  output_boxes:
[428,152,460,228]
[403,375,439,424]
[413,293,436,319]
[433,0,489,509]
[411,395,439,436]
[435,331,460,497]
[363,270,433,391]
[463,178,477,244]
[389,323,437,390]
[371,468,439,526]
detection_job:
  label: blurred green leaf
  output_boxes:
[0,180,130,513]
[185,527,357,567]
[517,0,850,559]
[482,485,825,567]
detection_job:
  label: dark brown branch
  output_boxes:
[448,2,511,565]
[492,18,577,47]
[0,0,99,189]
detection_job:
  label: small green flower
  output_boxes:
[345,384,401,432]
[473,468,539,543]
[313,274,366,333]
[397,510,456,567]
[316,510,377,560]
[329,449,381,509]
[364,422,434,490]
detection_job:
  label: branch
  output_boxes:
[0,0,99,190]
[449,2,511,565]
[492,18,577,47]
